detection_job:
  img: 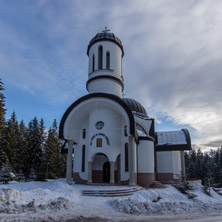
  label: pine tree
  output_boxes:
[4,112,19,170]
[0,78,6,139]
[15,168,25,182]
[16,120,28,174]
[26,117,43,179]
[45,119,64,179]
[37,118,47,180]
[0,164,15,184]
[0,78,7,168]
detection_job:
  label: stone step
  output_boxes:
[82,186,143,197]
[82,193,134,197]
[82,189,138,194]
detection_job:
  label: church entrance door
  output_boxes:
[103,161,110,183]
[92,153,110,183]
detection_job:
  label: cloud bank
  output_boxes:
[0,0,221,149]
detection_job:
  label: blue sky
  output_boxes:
[1,0,222,150]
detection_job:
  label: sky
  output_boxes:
[0,0,222,151]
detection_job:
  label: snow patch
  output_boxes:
[1,179,222,221]
[110,185,222,215]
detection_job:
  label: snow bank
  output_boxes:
[110,184,222,215]
[1,179,222,221]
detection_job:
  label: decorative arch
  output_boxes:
[91,152,109,162]
[59,93,136,140]
[90,133,110,146]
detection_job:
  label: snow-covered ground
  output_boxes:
[1,179,222,222]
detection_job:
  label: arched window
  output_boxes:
[125,143,129,172]
[92,54,95,72]
[82,145,85,172]
[96,138,102,147]
[98,46,103,70]
[106,52,110,69]
[82,129,86,139]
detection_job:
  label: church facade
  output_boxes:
[59,29,191,186]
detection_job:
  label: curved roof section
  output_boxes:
[87,32,124,56]
[155,129,192,151]
[59,93,135,139]
[123,98,148,118]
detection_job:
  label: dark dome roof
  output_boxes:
[123,98,148,117]
[87,31,124,56]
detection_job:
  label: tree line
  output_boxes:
[1,78,222,185]
[0,78,66,181]
[185,148,222,186]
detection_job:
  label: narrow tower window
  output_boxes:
[106,52,110,69]
[82,145,85,172]
[92,54,95,72]
[82,129,86,139]
[125,143,129,172]
[124,125,127,137]
[98,46,103,70]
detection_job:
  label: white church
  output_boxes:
[59,29,191,186]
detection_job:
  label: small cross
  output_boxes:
[102,27,110,33]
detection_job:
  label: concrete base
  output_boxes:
[73,173,87,184]
[137,173,155,186]
[156,173,181,184]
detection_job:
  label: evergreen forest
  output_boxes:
[185,148,222,186]
[0,78,66,182]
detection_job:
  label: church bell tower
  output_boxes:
[86,28,124,97]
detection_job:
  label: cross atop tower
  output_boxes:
[102,27,110,33]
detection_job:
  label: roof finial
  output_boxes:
[102,27,110,33]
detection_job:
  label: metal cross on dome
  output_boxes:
[102,27,110,33]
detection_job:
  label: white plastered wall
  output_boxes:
[88,104,122,163]
[87,78,122,97]
[63,97,132,181]
[88,41,122,76]
[138,140,154,173]
[156,151,173,173]
[172,151,182,179]
[88,41,123,97]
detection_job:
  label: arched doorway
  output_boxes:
[92,153,110,183]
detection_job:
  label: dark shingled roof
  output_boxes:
[123,98,148,117]
[87,32,124,56]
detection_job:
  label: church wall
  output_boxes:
[138,140,154,173]
[172,151,182,180]
[88,41,122,76]
[134,116,152,135]
[88,105,123,163]
[120,119,130,183]
[74,120,89,181]
[137,140,155,186]
[156,151,181,184]
[87,78,122,96]
[156,151,173,173]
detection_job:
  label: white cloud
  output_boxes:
[0,0,221,149]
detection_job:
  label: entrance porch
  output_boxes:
[88,153,120,184]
